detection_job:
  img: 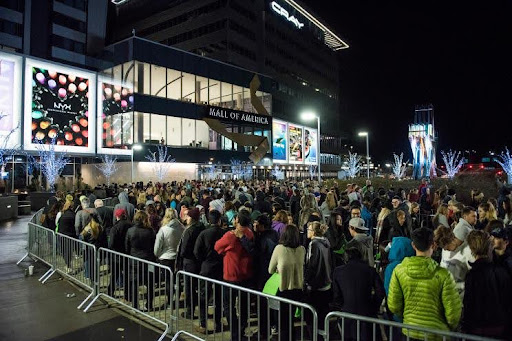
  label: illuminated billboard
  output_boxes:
[24,59,96,154]
[97,78,134,155]
[272,120,288,163]
[288,124,303,164]
[304,128,317,165]
[0,52,22,148]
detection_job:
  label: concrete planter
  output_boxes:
[29,192,55,211]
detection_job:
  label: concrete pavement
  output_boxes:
[0,214,165,341]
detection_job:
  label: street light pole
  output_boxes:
[317,115,321,184]
[358,132,370,179]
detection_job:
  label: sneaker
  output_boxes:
[65,267,73,274]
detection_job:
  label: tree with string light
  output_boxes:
[346,152,362,179]
[440,150,464,179]
[33,138,69,192]
[496,147,512,184]
[145,145,175,182]
[392,153,409,180]
[95,154,120,186]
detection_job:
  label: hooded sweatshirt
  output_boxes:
[346,233,374,267]
[305,237,332,291]
[388,256,462,340]
[384,237,415,294]
[113,192,135,222]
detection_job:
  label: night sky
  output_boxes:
[302,0,512,163]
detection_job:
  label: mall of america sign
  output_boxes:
[205,106,271,126]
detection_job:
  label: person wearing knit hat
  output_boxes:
[114,208,127,219]
[65,194,74,202]
[187,207,200,222]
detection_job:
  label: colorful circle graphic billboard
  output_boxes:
[98,79,134,155]
[288,124,303,164]
[24,59,95,153]
[272,120,287,163]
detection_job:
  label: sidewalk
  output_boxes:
[0,215,164,341]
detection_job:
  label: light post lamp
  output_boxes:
[358,131,370,179]
[301,111,321,183]
[131,144,143,183]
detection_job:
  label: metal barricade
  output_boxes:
[30,208,44,224]
[324,311,498,341]
[83,248,174,341]
[17,222,56,283]
[175,270,318,341]
[52,233,98,309]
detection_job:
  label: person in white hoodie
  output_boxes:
[436,206,477,298]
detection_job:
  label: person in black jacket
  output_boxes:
[463,230,512,339]
[254,190,272,216]
[58,200,77,272]
[325,212,347,269]
[289,189,301,225]
[193,210,227,334]
[125,210,156,311]
[107,208,132,295]
[491,226,512,274]
[94,199,113,237]
[305,221,333,327]
[177,207,205,319]
[388,210,411,240]
[332,247,385,340]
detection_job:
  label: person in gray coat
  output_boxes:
[113,191,135,222]
[75,197,97,236]
[346,218,375,267]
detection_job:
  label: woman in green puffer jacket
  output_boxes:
[387,227,462,341]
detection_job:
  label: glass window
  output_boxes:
[209,79,220,106]
[242,87,251,112]
[167,116,181,146]
[113,65,122,83]
[233,85,243,110]
[182,72,195,103]
[151,64,167,97]
[182,118,196,146]
[134,62,150,94]
[142,112,150,143]
[122,61,134,84]
[196,76,208,105]
[167,69,182,100]
[195,120,209,149]
[221,82,233,108]
[151,114,166,143]
[209,129,219,150]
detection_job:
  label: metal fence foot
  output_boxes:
[40,269,56,284]
[77,292,94,310]
[83,294,101,313]
[17,253,29,265]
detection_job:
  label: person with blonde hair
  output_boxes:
[462,230,512,338]
[299,193,322,231]
[475,203,495,230]
[80,214,106,279]
[432,203,450,228]
[155,208,184,271]
[305,221,332,326]
[320,191,337,223]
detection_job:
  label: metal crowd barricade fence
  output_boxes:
[17,222,56,283]
[83,247,174,341]
[52,233,98,309]
[324,311,498,341]
[175,270,318,341]
[30,208,44,224]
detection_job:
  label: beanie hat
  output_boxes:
[114,208,127,218]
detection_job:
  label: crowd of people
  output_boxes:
[39,177,512,340]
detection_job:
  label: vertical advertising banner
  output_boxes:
[0,52,22,148]
[304,128,317,165]
[288,124,303,163]
[272,120,287,163]
[97,79,134,155]
[24,59,96,153]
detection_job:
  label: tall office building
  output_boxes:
[109,0,348,137]
[0,0,108,67]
